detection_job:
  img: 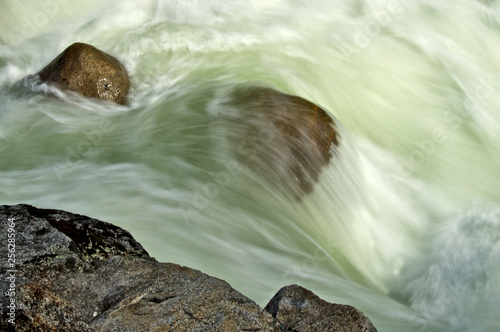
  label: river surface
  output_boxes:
[2,1,500,331]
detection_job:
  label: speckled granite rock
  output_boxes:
[265,285,378,332]
[0,204,377,332]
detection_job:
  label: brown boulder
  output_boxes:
[229,87,339,198]
[265,285,378,332]
[36,42,129,105]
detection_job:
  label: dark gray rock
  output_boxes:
[0,204,377,331]
[265,285,377,332]
[0,204,149,275]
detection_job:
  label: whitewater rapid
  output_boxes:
[1,1,500,331]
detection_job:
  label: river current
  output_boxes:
[1,1,500,331]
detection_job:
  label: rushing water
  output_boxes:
[2,0,500,330]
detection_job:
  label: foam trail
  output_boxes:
[1,1,500,331]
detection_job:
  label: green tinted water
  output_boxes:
[1,1,500,330]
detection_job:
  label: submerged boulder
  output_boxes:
[0,204,377,331]
[35,42,129,105]
[228,87,339,198]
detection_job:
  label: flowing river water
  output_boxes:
[1,1,500,331]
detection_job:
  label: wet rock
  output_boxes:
[0,204,149,271]
[228,86,339,198]
[0,204,377,332]
[265,285,377,332]
[35,42,129,104]
[0,204,272,331]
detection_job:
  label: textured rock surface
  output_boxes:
[0,204,377,331]
[228,86,339,198]
[265,285,378,332]
[36,42,129,104]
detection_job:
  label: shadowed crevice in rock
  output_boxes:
[0,204,377,331]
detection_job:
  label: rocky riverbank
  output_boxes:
[0,204,377,331]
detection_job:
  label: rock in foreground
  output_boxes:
[265,285,378,332]
[35,42,129,105]
[228,87,339,198]
[0,204,377,331]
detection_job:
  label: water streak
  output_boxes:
[1,0,500,330]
